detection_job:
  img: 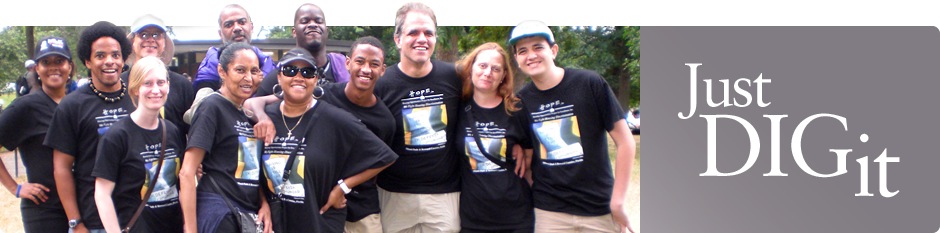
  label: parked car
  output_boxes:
[625,108,640,134]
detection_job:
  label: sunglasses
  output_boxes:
[280,65,319,79]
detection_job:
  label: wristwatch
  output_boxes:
[337,179,352,194]
[68,218,82,229]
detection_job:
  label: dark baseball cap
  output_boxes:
[277,47,316,68]
[34,36,72,61]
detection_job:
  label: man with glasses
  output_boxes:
[122,14,194,141]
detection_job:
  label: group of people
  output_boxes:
[0,2,636,233]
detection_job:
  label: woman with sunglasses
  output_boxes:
[0,36,74,233]
[179,42,272,233]
[258,47,396,233]
[93,56,184,233]
[455,42,534,233]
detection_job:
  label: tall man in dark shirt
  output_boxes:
[45,21,135,233]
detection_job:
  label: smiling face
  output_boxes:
[36,55,73,90]
[346,44,386,92]
[278,61,318,104]
[133,26,166,60]
[513,36,558,78]
[86,37,125,91]
[394,12,436,66]
[135,68,169,111]
[292,4,328,53]
[218,49,261,104]
[471,49,506,95]
[218,7,253,43]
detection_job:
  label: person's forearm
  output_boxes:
[244,95,279,122]
[94,179,120,233]
[0,159,20,195]
[342,163,393,189]
[179,149,205,233]
[53,150,81,221]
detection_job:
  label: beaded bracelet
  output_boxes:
[15,184,21,198]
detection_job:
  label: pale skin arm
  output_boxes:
[247,95,280,146]
[53,149,87,233]
[0,157,49,205]
[179,148,205,233]
[608,119,636,233]
[320,162,394,214]
[94,178,120,233]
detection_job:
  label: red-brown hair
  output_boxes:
[457,42,520,115]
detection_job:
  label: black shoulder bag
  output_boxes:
[123,119,168,233]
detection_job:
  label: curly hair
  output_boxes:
[77,21,132,66]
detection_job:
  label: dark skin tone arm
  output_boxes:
[53,150,87,233]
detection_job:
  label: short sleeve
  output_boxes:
[187,95,221,154]
[0,99,31,150]
[508,106,534,150]
[91,126,127,182]
[341,116,398,178]
[44,101,78,156]
[590,73,626,132]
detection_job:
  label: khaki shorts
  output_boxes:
[534,208,619,233]
[345,213,382,233]
[378,188,460,233]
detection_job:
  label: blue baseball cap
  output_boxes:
[34,36,72,61]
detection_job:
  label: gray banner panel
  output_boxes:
[642,27,940,232]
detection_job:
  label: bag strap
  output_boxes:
[465,104,512,170]
[207,175,241,219]
[277,101,321,197]
[123,119,168,233]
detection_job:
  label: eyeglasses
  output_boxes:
[137,32,164,40]
[280,65,319,79]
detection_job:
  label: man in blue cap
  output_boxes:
[509,20,637,233]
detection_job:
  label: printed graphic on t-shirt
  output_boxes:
[530,101,584,166]
[141,143,180,205]
[464,121,508,172]
[234,121,260,180]
[401,89,448,151]
[95,107,130,135]
[262,136,306,203]
[465,137,507,172]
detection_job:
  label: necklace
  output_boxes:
[280,100,311,140]
[90,80,126,103]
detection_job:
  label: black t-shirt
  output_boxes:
[43,84,135,229]
[457,100,534,230]
[373,60,461,193]
[92,118,183,233]
[517,68,626,216]
[319,82,395,221]
[0,90,62,210]
[256,60,337,97]
[187,93,262,211]
[261,100,397,233]
[122,70,195,141]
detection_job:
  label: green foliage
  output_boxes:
[266,26,293,39]
[263,25,642,107]
[0,26,88,85]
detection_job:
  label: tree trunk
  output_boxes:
[25,26,35,59]
[613,26,631,110]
